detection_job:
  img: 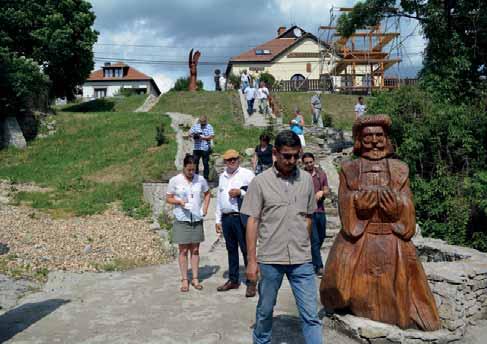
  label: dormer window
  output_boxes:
[114,68,122,77]
[104,69,113,78]
[256,49,271,55]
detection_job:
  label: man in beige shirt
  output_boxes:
[241,130,323,344]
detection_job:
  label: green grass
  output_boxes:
[0,109,176,216]
[153,90,263,153]
[60,94,148,113]
[274,92,369,130]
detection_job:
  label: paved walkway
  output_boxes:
[0,198,353,344]
[239,91,275,128]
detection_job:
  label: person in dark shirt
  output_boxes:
[252,133,274,175]
[302,152,330,276]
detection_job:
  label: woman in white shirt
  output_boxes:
[166,154,211,292]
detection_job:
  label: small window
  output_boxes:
[114,68,122,77]
[255,49,271,55]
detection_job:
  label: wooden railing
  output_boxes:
[271,78,418,93]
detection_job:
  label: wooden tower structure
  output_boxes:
[319,7,401,93]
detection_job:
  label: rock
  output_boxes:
[244,148,255,157]
[0,274,38,311]
[1,117,27,149]
[83,245,92,254]
[149,222,161,231]
[0,243,9,255]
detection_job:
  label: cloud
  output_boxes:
[88,0,425,84]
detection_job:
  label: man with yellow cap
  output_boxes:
[215,149,256,297]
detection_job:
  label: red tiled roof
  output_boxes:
[230,37,297,62]
[87,64,152,81]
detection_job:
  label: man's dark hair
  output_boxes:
[302,152,315,161]
[358,96,363,101]
[183,154,195,167]
[274,130,301,149]
[259,133,271,143]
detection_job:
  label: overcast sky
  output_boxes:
[88,0,426,92]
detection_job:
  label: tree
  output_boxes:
[337,0,487,102]
[0,0,98,101]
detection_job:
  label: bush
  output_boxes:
[259,72,276,88]
[172,77,204,91]
[227,73,241,89]
[369,86,487,251]
[155,123,168,146]
[116,88,138,97]
[322,112,333,127]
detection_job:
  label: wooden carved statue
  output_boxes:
[188,49,201,91]
[320,115,441,331]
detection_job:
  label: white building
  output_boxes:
[82,62,161,98]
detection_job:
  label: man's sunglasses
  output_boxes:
[279,152,301,160]
[224,157,238,162]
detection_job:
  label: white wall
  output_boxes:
[82,80,156,98]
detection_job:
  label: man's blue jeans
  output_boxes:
[311,212,326,272]
[253,262,323,344]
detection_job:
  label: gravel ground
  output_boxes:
[0,180,170,277]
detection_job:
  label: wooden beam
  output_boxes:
[334,32,399,37]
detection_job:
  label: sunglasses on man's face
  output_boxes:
[279,152,301,160]
[224,157,238,163]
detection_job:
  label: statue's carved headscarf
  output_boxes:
[352,114,394,157]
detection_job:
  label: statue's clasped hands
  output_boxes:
[354,187,400,219]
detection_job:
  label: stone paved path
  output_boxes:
[238,91,274,128]
[135,95,161,113]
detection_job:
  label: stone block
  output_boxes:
[2,117,27,149]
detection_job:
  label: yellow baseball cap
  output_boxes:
[222,149,240,160]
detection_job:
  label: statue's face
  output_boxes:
[360,126,387,160]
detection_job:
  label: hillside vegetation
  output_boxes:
[273,92,362,130]
[0,95,175,217]
[154,90,263,153]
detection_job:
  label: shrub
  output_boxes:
[322,112,333,127]
[227,73,241,89]
[259,72,276,88]
[369,86,487,250]
[155,123,168,146]
[172,77,204,91]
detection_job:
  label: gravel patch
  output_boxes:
[0,180,171,277]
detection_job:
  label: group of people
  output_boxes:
[241,71,271,116]
[166,118,329,343]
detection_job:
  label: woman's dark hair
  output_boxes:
[183,154,195,167]
[259,133,271,143]
[302,152,315,161]
[274,130,301,149]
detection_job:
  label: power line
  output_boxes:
[94,43,258,49]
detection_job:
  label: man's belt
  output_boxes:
[222,212,240,217]
[366,223,393,235]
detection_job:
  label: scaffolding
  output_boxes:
[319,7,402,94]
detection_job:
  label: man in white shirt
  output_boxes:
[354,96,367,118]
[257,82,270,116]
[240,70,250,93]
[244,84,256,115]
[215,149,256,297]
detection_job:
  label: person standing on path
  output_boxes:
[302,152,330,276]
[244,84,257,115]
[189,115,214,180]
[242,130,323,344]
[257,82,270,116]
[310,92,324,128]
[289,107,306,147]
[354,96,367,118]
[166,154,211,292]
[215,149,256,297]
[252,133,274,175]
[241,70,250,93]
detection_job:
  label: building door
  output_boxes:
[94,88,107,98]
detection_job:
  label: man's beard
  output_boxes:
[362,148,388,160]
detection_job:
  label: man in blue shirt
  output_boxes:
[189,115,215,180]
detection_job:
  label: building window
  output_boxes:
[104,69,114,78]
[255,49,271,55]
[94,88,107,98]
[291,74,305,81]
[114,68,122,77]
[306,63,312,73]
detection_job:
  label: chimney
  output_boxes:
[104,62,111,67]
[277,26,286,36]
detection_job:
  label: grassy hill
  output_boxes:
[0,95,175,217]
[273,92,366,130]
[153,90,263,153]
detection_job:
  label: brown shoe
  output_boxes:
[217,280,240,292]
[245,282,257,298]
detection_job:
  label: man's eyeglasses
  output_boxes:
[224,157,238,163]
[279,152,301,160]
